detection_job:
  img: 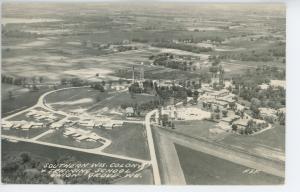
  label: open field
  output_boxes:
[1,139,143,184]
[173,120,219,139]
[45,87,112,113]
[2,3,285,83]
[38,129,104,149]
[1,83,30,100]
[219,124,285,161]
[93,123,150,160]
[87,91,158,114]
[2,3,285,185]
[175,143,284,185]
[1,85,52,117]
[2,127,49,139]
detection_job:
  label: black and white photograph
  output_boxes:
[1,1,292,187]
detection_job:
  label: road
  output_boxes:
[154,129,186,184]
[155,126,285,178]
[2,86,90,121]
[145,109,161,185]
[2,86,152,175]
[2,134,149,165]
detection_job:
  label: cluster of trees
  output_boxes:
[2,28,43,38]
[277,111,285,125]
[178,79,202,90]
[90,83,105,92]
[177,36,224,44]
[202,103,229,121]
[114,45,137,52]
[151,54,197,71]
[239,120,268,135]
[157,111,175,129]
[161,114,175,128]
[152,42,213,53]
[232,68,285,110]
[61,77,88,87]
[231,119,269,135]
[155,85,188,104]
[2,152,111,184]
[2,75,16,85]
[81,41,110,50]
[2,75,44,86]
[131,38,149,43]
[128,79,202,107]
[219,44,285,62]
[2,152,53,184]
[128,82,143,94]
[120,100,160,116]
[132,35,224,45]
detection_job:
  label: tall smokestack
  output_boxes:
[132,65,135,83]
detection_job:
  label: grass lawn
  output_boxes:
[175,143,284,185]
[38,129,104,149]
[94,122,150,160]
[1,84,52,117]
[2,127,49,139]
[173,120,219,139]
[220,124,285,152]
[87,91,158,113]
[7,107,65,122]
[45,87,108,103]
[1,83,30,100]
[45,87,111,112]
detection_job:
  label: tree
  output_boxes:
[31,76,36,84]
[171,122,175,129]
[232,124,238,132]
[214,106,220,113]
[222,110,228,117]
[70,78,84,87]
[192,90,199,104]
[8,91,14,100]
[245,126,253,135]
[162,114,169,127]
[92,83,105,92]
[61,78,68,85]
[32,84,39,91]
[278,112,285,125]
[183,97,188,106]
[39,76,44,83]
[20,152,31,163]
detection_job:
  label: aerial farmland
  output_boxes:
[1,3,285,185]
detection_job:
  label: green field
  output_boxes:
[175,143,284,185]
